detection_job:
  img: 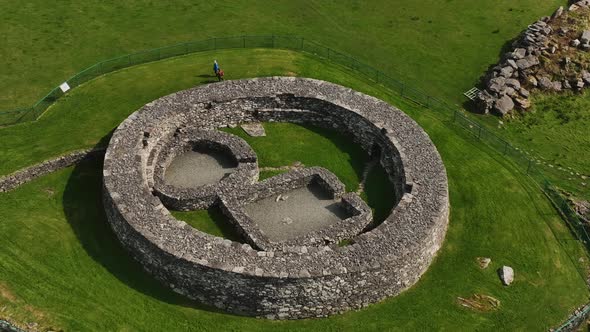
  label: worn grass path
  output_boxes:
[0,49,587,331]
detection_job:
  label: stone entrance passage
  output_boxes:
[164,148,237,188]
[244,182,351,242]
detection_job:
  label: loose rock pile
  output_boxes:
[477,1,590,115]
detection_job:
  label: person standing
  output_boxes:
[217,68,225,81]
[213,60,219,75]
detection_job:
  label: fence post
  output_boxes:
[185,42,190,54]
[300,37,304,50]
[400,84,405,97]
[503,141,509,155]
[327,47,331,59]
[452,110,457,122]
[478,125,483,139]
[426,96,430,108]
[376,70,380,83]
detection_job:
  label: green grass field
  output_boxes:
[476,91,590,199]
[0,0,565,109]
[0,48,588,331]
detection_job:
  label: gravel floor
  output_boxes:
[244,183,351,241]
[164,149,237,188]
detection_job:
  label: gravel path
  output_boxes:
[244,182,350,241]
[164,149,237,188]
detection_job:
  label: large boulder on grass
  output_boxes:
[499,266,514,286]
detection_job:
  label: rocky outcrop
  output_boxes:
[476,1,590,116]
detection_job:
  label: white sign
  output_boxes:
[59,82,70,93]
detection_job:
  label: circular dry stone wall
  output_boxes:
[102,77,449,319]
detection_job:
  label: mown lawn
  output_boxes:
[0,49,588,331]
[0,0,565,108]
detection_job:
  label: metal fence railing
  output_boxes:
[2,34,588,237]
[1,33,589,329]
[553,303,590,332]
[0,36,307,126]
[2,34,588,228]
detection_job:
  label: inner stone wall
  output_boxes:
[102,77,449,319]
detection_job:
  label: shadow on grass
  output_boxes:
[295,123,397,224]
[62,140,223,313]
[298,123,368,182]
[362,164,397,225]
[172,206,246,243]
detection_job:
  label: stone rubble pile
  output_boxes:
[476,0,590,116]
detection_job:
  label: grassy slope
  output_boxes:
[0,0,565,108]
[0,49,587,330]
[476,91,590,199]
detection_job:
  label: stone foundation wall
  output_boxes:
[0,148,104,193]
[152,129,258,211]
[102,77,449,319]
[218,166,372,251]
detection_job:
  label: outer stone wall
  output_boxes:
[102,77,449,319]
[0,148,104,193]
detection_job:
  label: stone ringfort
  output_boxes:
[102,77,449,319]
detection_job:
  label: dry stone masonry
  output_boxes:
[220,166,372,251]
[477,0,590,115]
[0,148,104,193]
[102,77,449,319]
[151,128,258,211]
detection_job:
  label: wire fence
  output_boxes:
[2,36,590,326]
[1,34,587,236]
[553,303,590,332]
